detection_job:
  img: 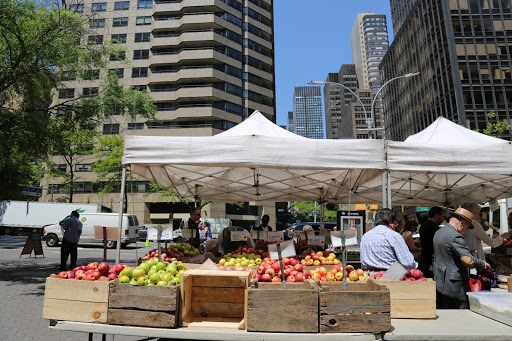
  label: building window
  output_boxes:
[114,1,130,10]
[103,124,120,135]
[113,17,128,27]
[88,35,103,45]
[90,19,105,28]
[132,85,147,91]
[137,0,153,9]
[134,32,151,42]
[133,49,150,60]
[91,2,107,12]
[55,164,67,172]
[75,164,93,172]
[132,67,148,78]
[70,4,83,12]
[111,34,127,43]
[128,123,145,130]
[61,72,76,81]
[136,16,152,25]
[84,69,100,80]
[58,88,74,99]
[110,68,124,78]
[109,51,126,61]
[83,87,99,97]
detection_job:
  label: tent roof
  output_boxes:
[123,111,386,202]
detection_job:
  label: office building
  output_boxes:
[381,0,512,141]
[287,111,294,132]
[351,13,390,91]
[292,86,324,139]
[323,73,342,138]
[42,0,277,224]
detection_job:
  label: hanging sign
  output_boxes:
[230,231,248,242]
[268,240,296,260]
[251,230,268,240]
[148,224,173,240]
[331,230,359,248]
[307,234,325,247]
[267,231,284,243]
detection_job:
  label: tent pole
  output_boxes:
[116,166,127,264]
[387,171,392,208]
[381,171,387,208]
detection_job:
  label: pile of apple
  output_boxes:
[310,265,368,282]
[142,243,200,262]
[117,259,188,286]
[217,265,253,272]
[219,252,263,267]
[57,262,124,281]
[232,245,268,258]
[299,250,340,266]
[369,269,427,281]
[253,257,308,283]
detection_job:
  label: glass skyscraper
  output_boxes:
[292,86,324,139]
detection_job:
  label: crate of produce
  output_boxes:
[467,291,512,326]
[108,280,179,328]
[317,278,391,333]
[377,278,436,318]
[180,269,250,330]
[43,275,109,323]
[247,279,320,333]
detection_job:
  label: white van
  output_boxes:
[43,213,139,249]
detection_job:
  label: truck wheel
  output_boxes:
[106,241,117,249]
[46,234,59,247]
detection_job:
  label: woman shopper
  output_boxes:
[400,220,422,260]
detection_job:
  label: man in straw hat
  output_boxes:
[433,207,491,309]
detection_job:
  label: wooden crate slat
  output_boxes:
[109,281,178,297]
[191,301,245,318]
[391,299,436,319]
[44,277,109,303]
[191,286,245,303]
[248,288,318,309]
[190,274,248,288]
[109,292,176,312]
[43,297,108,323]
[184,317,245,329]
[320,313,391,333]
[379,280,435,300]
[108,308,176,328]
[320,291,390,314]
[247,308,318,333]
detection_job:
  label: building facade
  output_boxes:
[381,0,512,141]
[43,0,277,225]
[351,13,390,91]
[323,73,342,138]
[287,110,294,132]
[292,86,324,139]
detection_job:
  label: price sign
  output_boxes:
[268,240,296,260]
[181,229,197,239]
[307,235,325,247]
[148,224,174,241]
[231,231,248,242]
[331,230,358,248]
[251,230,268,240]
[267,231,284,243]
[489,198,499,212]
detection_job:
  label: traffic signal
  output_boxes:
[402,206,405,212]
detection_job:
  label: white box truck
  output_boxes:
[0,201,106,234]
[43,212,140,249]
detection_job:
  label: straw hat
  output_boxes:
[449,208,475,229]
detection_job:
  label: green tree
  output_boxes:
[481,111,511,138]
[290,202,338,222]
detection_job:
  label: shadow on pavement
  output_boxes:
[0,236,28,249]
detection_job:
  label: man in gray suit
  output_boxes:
[433,207,490,309]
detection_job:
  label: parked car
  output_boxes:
[138,225,148,241]
[284,222,337,239]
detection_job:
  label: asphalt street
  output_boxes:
[0,236,167,341]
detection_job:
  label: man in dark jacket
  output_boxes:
[60,210,82,271]
[418,206,446,278]
[185,207,202,249]
[433,208,490,309]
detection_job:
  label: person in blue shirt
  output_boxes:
[360,209,416,271]
[59,210,82,271]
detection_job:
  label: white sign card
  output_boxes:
[147,224,174,241]
[330,230,358,248]
[307,235,325,247]
[489,198,499,212]
[251,230,268,240]
[181,229,197,239]
[231,231,248,242]
[380,262,407,281]
[267,231,284,243]
[268,240,296,260]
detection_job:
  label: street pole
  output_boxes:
[116,166,127,264]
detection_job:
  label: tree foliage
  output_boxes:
[481,111,511,138]
[290,202,337,222]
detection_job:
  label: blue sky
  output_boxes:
[273,1,393,127]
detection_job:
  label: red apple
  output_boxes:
[265,268,275,277]
[75,272,86,280]
[97,262,110,274]
[356,269,364,277]
[303,270,310,279]
[290,258,298,266]
[405,277,416,281]
[272,263,281,272]
[57,271,68,279]
[294,273,304,282]
[98,276,108,281]
[73,266,81,273]
[410,269,424,279]
[257,265,265,274]
[253,273,262,281]
[261,274,272,282]
[85,273,96,281]
[112,263,125,274]
[417,277,427,281]
[86,262,99,271]
[107,273,118,280]
[66,271,75,279]
[271,276,281,283]
[91,270,101,280]
[286,275,296,282]
[282,258,291,266]
[294,264,303,272]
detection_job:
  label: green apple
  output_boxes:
[157,281,168,286]
[149,273,161,284]
[160,273,173,283]
[120,267,133,278]
[137,277,149,286]
[155,262,166,272]
[119,275,130,283]
[132,268,146,279]
[166,266,177,276]
[138,262,150,273]
[147,269,157,277]
[129,279,138,285]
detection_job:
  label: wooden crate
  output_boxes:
[43,275,109,323]
[108,280,179,328]
[247,279,320,333]
[377,278,436,319]
[180,269,250,330]
[317,278,391,333]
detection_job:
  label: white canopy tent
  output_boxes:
[380,117,512,206]
[122,111,386,203]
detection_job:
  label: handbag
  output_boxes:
[469,267,495,291]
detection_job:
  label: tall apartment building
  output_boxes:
[287,111,294,132]
[351,13,390,91]
[381,0,512,141]
[323,73,341,139]
[292,86,324,139]
[42,0,276,225]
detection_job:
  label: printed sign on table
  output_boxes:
[251,230,268,240]
[307,234,325,247]
[330,230,358,248]
[267,231,284,243]
[231,231,248,242]
[268,240,296,260]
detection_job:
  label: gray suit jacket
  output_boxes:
[433,224,486,301]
